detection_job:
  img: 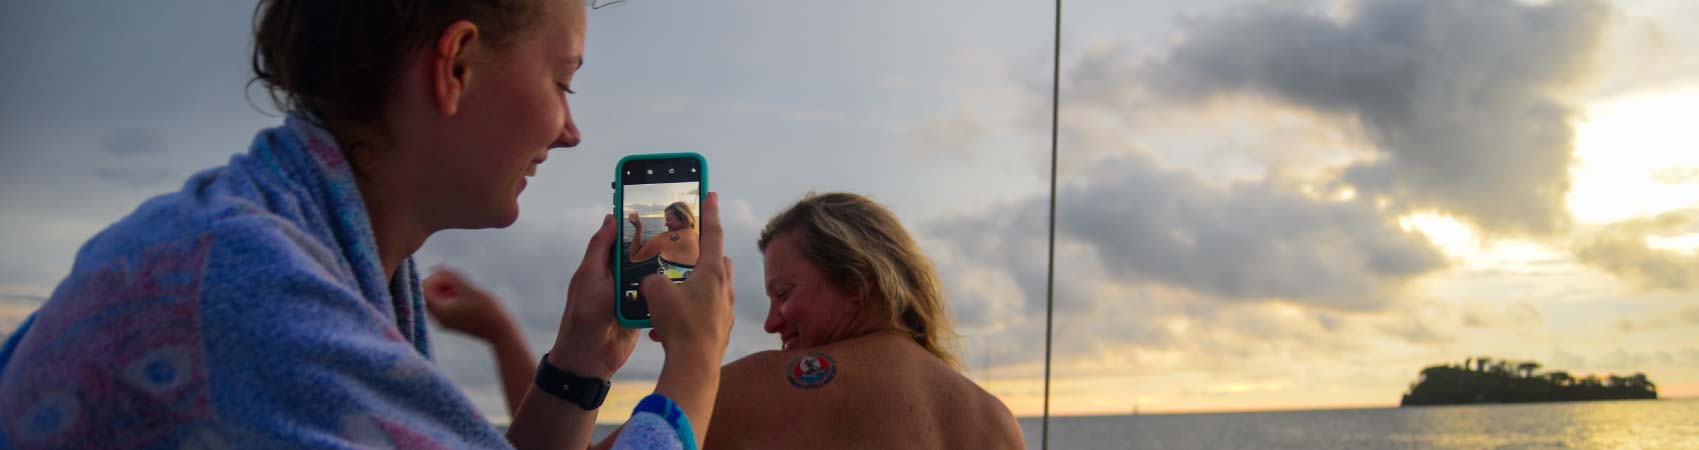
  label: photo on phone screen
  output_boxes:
[616,155,704,327]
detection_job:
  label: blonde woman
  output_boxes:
[628,202,701,282]
[438,193,1021,449]
[700,192,1022,449]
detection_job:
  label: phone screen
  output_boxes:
[616,155,704,326]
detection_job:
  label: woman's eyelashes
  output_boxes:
[556,82,575,95]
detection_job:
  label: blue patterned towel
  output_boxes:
[612,394,696,450]
[0,117,508,449]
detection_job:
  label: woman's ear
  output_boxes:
[431,20,482,116]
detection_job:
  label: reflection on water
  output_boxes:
[1015,399,1698,450]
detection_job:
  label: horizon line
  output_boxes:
[1007,396,1698,419]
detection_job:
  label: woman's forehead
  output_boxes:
[762,234,807,273]
[534,0,587,56]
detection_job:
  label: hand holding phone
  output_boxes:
[642,192,735,350]
[547,214,639,380]
[636,192,736,443]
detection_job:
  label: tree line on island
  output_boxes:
[1400,356,1657,406]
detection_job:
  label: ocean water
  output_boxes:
[1012,399,1699,450]
[621,217,667,245]
[573,399,1697,448]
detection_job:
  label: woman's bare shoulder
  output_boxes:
[716,336,913,405]
[709,336,1022,449]
[722,349,791,377]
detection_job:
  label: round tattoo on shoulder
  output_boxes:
[786,352,838,389]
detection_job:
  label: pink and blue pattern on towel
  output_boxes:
[0,116,505,449]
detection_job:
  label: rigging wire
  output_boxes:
[1041,0,1062,448]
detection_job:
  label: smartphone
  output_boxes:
[614,153,708,328]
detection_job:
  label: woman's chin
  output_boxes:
[469,201,522,230]
[496,203,522,228]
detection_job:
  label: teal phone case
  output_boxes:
[614,152,708,329]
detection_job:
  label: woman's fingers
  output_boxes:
[640,274,686,306]
[696,193,725,268]
[577,214,616,277]
[720,256,735,308]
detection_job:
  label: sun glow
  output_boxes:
[1647,233,1699,254]
[1398,212,1570,272]
[1399,213,1475,257]
[1567,85,1699,225]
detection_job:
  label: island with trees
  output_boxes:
[1400,357,1657,406]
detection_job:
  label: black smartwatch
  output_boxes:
[535,353,611,410]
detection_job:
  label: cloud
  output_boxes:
[904,109,985,158]
[1574,209,1699,291]
[923,147,1459,383]
[1593,347,1684,371]
[1375,315,1451,345]
[927,0,1626,380]
[933,152,1444,313]
[1082,0,1612,235]
[1461,302,1544,328]
[1653,166,1699,185]
[98,128,168,155]
[626,202,679,215]
[91,167,179,188]
[1611,303,1699,334]
[725,102,837,122]
[1548,348,1587,370]
[0,293,45,336]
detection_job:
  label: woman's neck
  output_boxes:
[337,126,431,283]
[830,302,898,343]
[358,172,430,283]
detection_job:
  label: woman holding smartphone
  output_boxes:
[0,1,734,449]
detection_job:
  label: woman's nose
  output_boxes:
[552,104,581,149]
[764,301,783,333]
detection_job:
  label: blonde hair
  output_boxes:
[665,202,697,230]
[758,192,961,369]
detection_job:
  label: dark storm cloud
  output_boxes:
[925,0,1618,369]
[1066,159,1443,307]
[1133,0,1611,235]
[932,152,1444,313]
[928,0,1626,367]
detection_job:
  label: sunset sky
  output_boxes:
[2,0,1696,423]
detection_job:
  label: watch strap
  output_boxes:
[535,353,611,410]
